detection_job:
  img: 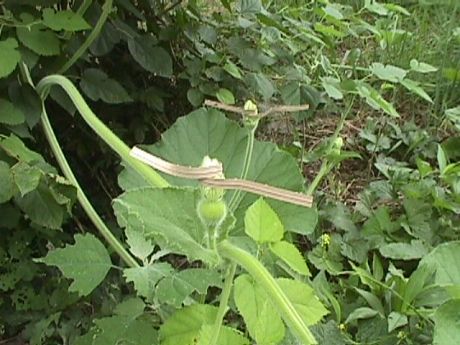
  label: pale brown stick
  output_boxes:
[130,147,313,208]
[201,178,313,207]
[203,99,310,118]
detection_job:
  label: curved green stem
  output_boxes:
[218,240,318,345]
[306,97,355,196]
[36,75,169,188]
[228,125,256,211]
[209,263,237,345]
[58,0,112,74]
[40,106,139,268]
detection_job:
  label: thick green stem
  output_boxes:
[209,263,237,345]
[40,106,139,268]
[218,240,317,345]
[228,125,256,211]
[36,75,169,188]
[306,160,331,196]
[58,0,112,74]
[305,98,354,195]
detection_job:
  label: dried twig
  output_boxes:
[130,147,313,207]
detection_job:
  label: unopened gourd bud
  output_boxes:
[197,156,227,227]
[197,199,227,226]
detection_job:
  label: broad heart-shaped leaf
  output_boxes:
[0,98,25,125]
[420,241,460,286]
[119,109,317,235]
[128,35,172,77]
[80,68,132,104]
[433,299,460,345]
[276,278,329,326]
[123,263,173,301]
[42,8,91,31]
[270,241,310,276]
[370,63,407,83]
[234,274,285,344]
[16,14,60,56]
[160,304,249,345]
[245,198,284,243]
[113,188,219,265]
[37,233,112,296]
[0,38,20,78]
[155,268,223,307]
[410,59,438,73]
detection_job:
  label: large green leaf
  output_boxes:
[113,188,220,265]
[370,63,407,83]
[37,233,112,296]
[276,278,329,325]
[420,241,460,286]
[197,325,249,345]
[120,210,155,261]
[119,109,317,235]
[245,198,284,243]
[379,240,429,260]
[0,38,21,78]
[128,36,172,77]
[11,161,42,196]
[15,181,66,229]
[160,304,217,345]
[80,68,132,104]
[16,14,60,56]
[75,299,158,345]
[0,98,25,125]
[356,83,399,117]
[234,274,285,344]
[155,268,223,307]
[433,299,460,345]
[159,304,249,345]
[123,263,173,301]
[270,241,310,276]
[42,8,91,32]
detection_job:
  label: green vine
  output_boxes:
[209,263,237,345]
[218,240,318,345]
[36,75,169,188]
[40,106,139,268]
[58,0,113,74]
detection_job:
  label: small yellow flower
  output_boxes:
[397,331,406,339]
[339,323,346,331]
[320,234,331,247]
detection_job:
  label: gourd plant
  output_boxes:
[31,71,328,345]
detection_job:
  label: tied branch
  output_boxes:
[204,99,310,118]
[130,147,313,208]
